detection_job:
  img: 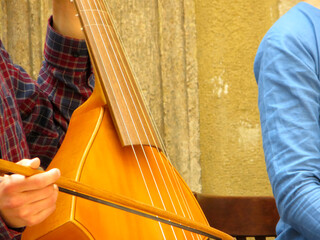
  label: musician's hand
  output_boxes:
[52,0,84,39]
[0,158,60,228]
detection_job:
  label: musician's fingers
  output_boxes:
[19,168,60,192]
[25,200,58,226]
[2,168,60,194]
[23,185,59,226]
[21,183,58,205]
[16,158,41,169]
[0,174,26,196]
[0,176,59,228]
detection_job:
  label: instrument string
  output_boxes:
[94,2,197,237]
[78,0,172,238]
[77,0,200,238]
[92,1,200,238]
[93,2,200,239]
[94,0,189,228]
[92,1,181,238]
[92,0,180,221]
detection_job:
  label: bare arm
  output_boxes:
[52,0,84,39]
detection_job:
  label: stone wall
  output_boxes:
[0,0,51,78]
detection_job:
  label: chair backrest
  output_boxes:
[194,193,280,240]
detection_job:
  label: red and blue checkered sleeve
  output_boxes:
[0,223,24,240]
[0,17,93,239]
[21,17,94,169]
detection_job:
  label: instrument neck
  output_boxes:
[74,0,161,149]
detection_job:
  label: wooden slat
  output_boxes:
[255,237,266,240]
[194,193,279,238]
[236,237,246,240]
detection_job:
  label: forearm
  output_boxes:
[52,0,84,39]
[29,18,93,169]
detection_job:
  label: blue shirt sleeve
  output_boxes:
[254,7,320,239]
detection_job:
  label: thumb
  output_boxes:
[16,158,41,169]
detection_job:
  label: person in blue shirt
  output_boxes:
[254,0,320,239]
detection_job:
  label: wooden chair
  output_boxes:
[194,193,280,240]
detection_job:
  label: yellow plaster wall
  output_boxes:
[196,0,300,195]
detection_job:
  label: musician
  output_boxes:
[0,1,92,239]
[254,0,320,239]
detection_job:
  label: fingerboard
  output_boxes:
[73,0,161,149]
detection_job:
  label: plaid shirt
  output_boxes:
[0,18,93,239]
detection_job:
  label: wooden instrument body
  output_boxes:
[22,79,208,239]
[21,1,233,239]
